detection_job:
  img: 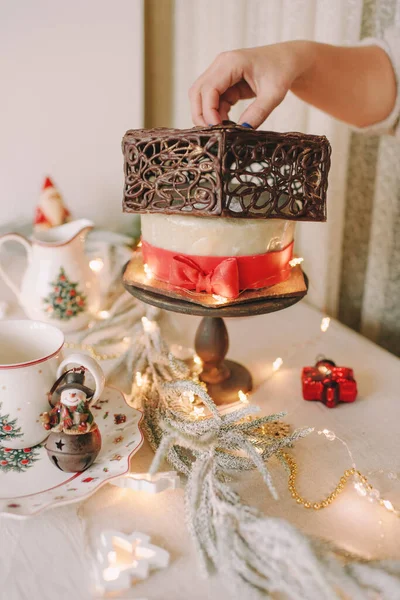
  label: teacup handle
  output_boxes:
[57,353,106,404]
[0,233,32,303]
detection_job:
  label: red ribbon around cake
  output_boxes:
[142,240,294,299]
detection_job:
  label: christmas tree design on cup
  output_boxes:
[0,403,39,473]
[43,267,86,320]
[0,447,40,473]
[0,403,23,442]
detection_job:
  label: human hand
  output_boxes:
[189,41,315,128]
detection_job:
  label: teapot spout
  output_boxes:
[33,219,94,246]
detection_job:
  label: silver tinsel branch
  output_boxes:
[85,299,400,599]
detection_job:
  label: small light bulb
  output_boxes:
[212,294,228,304]
[320,428,336,441]
[103,567,121,582]
[272,357,283,372]
[135,371,143,387]
[238,390,248,403]
[89,258,104,272]
[98,310,110,320]
[142,316,156,333]
[354,481,367,497]
[289,257,304,267]
[382,499,394,511]
[137,240,142,248]
[183,390,195,404]
[192,406,205,417]
[144,263,153,280]
[368,488,380,502]
[321,317,331,332]
[193,354,202,366]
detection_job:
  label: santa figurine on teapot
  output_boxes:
[41,369,102,472]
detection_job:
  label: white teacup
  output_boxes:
[0,320,105,449]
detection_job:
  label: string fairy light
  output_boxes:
[98,310,111,320]
[289,257,304,268]
[143,263,153,280]
[89,258,105,272]
[238,390,249,404]
[282,428,400,517]
[272,357,283,372]
[193,354,202,366]
[320,316,331,332]
[191,406,205,418]
[142,316,156,333]
[183,390,196,404]
[212,294,229,304]
[135,371,143,387]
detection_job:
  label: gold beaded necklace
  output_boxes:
[280,451,389,512]
[281,451,357,509]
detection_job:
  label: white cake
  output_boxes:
[141,214,295,257]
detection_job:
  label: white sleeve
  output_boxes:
[352,26,400,137]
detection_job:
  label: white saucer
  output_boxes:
[0,386,143,518]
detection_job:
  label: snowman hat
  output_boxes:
[57,371,94,398]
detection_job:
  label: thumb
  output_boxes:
[238,89,285,129]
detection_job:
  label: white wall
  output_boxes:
[0,0,143,232]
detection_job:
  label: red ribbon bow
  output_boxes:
[170,255,240,298]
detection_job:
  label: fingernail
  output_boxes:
[241,122,253,128]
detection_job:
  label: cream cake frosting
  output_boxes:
[141,214,295,257]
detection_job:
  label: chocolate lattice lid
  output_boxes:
[122,122,331,221]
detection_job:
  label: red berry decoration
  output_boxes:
[4,448,12,453]
[1,460,8,465]
[23,448,31,453]
[2,425,12,432]
[70,289,76,297]
[20,459,30,465]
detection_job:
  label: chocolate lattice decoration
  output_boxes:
[122,122,331,221]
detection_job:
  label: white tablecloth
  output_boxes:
[1,291,400,600]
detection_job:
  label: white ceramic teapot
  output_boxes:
[0,219,100,332]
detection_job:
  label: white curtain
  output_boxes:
[173,0,364,316]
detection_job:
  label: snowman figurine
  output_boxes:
[42,370,96,434]
[41,369,101,472]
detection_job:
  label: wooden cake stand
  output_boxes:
[123,269,308,405]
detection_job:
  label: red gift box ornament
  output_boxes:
[302,358,357,408]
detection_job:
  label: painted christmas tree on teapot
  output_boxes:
[0,181,100,332]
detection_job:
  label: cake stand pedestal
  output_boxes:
[123,274,308,405]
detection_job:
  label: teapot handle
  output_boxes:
[0,233,32,303]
